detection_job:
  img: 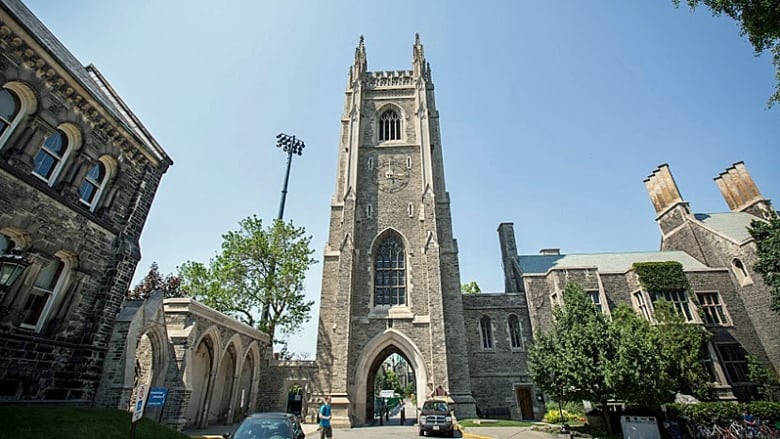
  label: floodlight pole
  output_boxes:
[262,133,305,325]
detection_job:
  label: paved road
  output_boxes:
[187,422,563,439]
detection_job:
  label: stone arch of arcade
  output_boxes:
[352,328,428,425]
[95,294,269,431]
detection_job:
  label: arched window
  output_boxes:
[508,314,523,349]
[0,88,20,138]
[32,130,69,183]
[79,162,107,209]
[480,316,493,349]
[22,255,70,332]
[0,83,36,150]
[378,109,401,141]
[374,235,405,306]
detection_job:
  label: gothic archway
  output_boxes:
[352,329,427,425]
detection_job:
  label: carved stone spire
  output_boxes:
[353,35,367,78]
[413,33,427,79]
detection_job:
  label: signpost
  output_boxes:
[146,387,168,423]
[130,384,148,439]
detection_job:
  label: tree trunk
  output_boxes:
[602,401,613,434]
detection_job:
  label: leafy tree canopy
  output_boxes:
[179,216,316,350]
[747,211,780,314]
[461,281,482,294]
[129,261,184,299]
[530,282,712,429]
[674,0,780,107]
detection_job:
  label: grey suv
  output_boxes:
[418,398,454,437]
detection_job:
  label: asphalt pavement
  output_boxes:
[185,422,565,439]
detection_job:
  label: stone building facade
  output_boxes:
[312,37,780,425]
[483,162,779,418]
[0,0,172,403]
[311,36,476,426]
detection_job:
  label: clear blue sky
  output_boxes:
[25,1,778,357]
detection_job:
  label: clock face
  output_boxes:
[377,156,409,193]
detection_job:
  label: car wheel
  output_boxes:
[418,428,424,436]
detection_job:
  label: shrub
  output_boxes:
[544,408,579,424]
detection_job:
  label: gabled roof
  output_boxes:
[518,250,710,275]
[693,212,756,243]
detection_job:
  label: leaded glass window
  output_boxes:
[374,236,405,306]
[378,109,400,141]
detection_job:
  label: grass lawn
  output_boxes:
[458,418,536,427]
[0,405,190,439]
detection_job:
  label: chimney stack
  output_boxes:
[714,162,772,217]
[644,164,687,215]
[497,223,524,293]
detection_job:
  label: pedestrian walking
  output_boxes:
[319,395,333,439]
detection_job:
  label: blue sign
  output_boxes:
[146,387,168,408]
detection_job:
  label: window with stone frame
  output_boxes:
[507,314,523,350]
[715,343,750,384]
[374,235,405,306]
[378,109,401,141]
[633,291,652,321]
[731,258,753,286]
[650,290,695,322]
[479,315,494,349]
[79,162,106,209]
[21,256,68,331]
[587,290,603,313]
[696,291,731,326]
[0,88,20,139]
[32,130,69,183]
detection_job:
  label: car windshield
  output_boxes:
[423,401,448,412]
[232,418,291,439]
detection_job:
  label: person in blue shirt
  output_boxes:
[319,395,332,439]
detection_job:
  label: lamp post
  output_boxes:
[275,132,305,220]
[261,133,306,326]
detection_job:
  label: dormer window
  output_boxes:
[731,258,753,286]
[378,109,401,141]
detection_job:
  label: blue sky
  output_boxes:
[25,1,778,356]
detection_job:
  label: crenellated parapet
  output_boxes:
[363,70,415,88]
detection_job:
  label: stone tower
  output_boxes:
[312,35,476,426]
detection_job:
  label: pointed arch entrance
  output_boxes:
[353,329,428,425]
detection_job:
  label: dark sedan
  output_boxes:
[225,412,305,439]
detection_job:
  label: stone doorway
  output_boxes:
[515,386,535,420]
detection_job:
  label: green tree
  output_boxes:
[604,305,670,407]
[747,211,780,314]
[747,354,780,401]
[529,282,615,430]
[179,216,316,349]
[129,261,184,299]
[652,300,712,401]
[674,0,780,107]
[461,281,482,294]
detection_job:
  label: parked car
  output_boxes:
[418,398,455,437]
[224,412,305,439]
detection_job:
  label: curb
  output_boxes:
[458,424,496,439]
